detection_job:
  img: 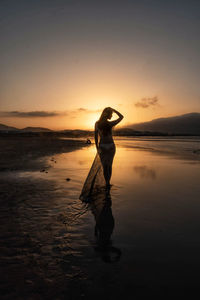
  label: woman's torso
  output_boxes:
[97,120,114,145]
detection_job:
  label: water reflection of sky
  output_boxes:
[37,141,200,241]
[22,139,200,225]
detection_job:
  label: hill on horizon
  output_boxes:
[0,124,19,131]
[21,127,52,132]
[1,112,200,135]
[0,124,52,132]
[127,112,200,135]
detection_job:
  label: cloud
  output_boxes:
[135,96,159,108]
[0,108,101,118]
[76,108,101,113]
[0,111,64,118]
[77,108,87,112]
[68,108,101,118]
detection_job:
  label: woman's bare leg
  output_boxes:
[103,164,113,188]
[100,148,115,188]
[103,164,110,186]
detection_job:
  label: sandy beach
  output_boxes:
[1,136,200,299]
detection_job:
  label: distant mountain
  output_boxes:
[0,124,52,132]
[128,113,200,135]
[0,124,19,131]
[21,127,52,132]
[1,112,200,135]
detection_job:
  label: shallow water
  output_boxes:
[1,137,200,297]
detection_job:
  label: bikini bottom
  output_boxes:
[99,143,116,165]
[99,143,115,150]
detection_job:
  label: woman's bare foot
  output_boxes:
[106,183,112,190]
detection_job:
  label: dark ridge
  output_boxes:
[1,112,200,136]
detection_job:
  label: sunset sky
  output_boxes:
[0,0,200,129]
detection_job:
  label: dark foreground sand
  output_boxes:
[0,137,91,300]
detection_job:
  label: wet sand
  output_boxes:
[0,137,90,299]
[0,136,87,171]
[1,136,200,299]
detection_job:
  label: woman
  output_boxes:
[95,107,123,188]
[79,107,123,202]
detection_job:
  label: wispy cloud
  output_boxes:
[0,111,64,118]
[135,96,159,108]
[76,108,101,113]
[0,108,102,118]
[77,108,87,112]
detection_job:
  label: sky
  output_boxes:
[0,0,200,129]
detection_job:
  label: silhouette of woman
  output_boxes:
[95,107,123,188]
[80,107,123,202]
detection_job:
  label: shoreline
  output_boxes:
[0,136,89,172]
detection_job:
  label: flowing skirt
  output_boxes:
[79,143,115,202]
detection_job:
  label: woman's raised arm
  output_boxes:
[109,108,124,127]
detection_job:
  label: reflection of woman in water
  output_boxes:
[79,107,123,201]
[92,189,121,263]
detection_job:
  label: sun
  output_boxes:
[86,112,101,129]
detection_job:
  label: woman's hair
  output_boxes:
[99,107,112,122]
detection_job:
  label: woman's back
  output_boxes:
[96,120,114,144]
